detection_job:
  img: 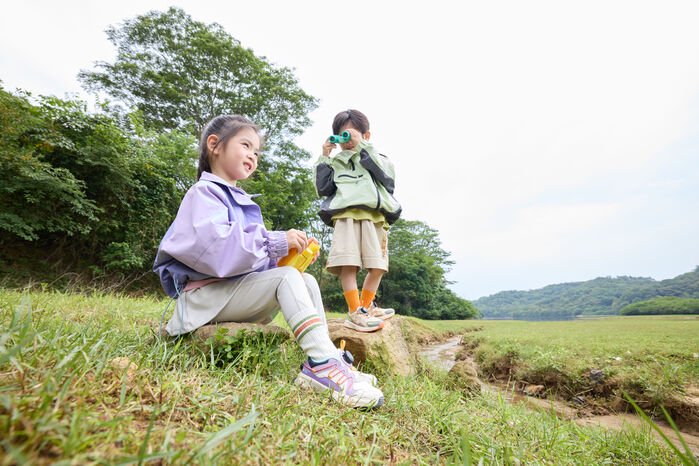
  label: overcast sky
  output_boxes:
[2,0,698,299]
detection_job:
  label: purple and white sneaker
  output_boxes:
[338,348,378,387]
[294,358,384,409]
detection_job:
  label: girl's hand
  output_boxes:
[322,139,336,157]
[286,229,308,252]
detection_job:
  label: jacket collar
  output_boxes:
[199,171,261,199]
[334,149,359,164]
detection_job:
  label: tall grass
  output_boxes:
[0,289,681,464]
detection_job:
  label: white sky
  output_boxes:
[2,0,698,299]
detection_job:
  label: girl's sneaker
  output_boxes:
[367,302,396,320]
[338,344,378,387]
[344,307,384,332]
[295,358,384,409]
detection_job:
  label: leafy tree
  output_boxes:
[619,296,699,315]
[0,89,99,242]
[79,7,317,140]
[78,7,318,231]
[239,142,316,231]
[0,87,195,279]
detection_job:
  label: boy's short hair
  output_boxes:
[332,109,370,134]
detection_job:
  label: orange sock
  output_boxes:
[361,289,376,308]
[343,289,361,312]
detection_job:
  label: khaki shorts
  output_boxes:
[326,218,388,275]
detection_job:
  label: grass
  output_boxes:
[419,317,699,416]
[0,289,684,464]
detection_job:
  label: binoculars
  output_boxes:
[329,131,351,144]
[277,241,321,273]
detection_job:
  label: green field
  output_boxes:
[0,289,690,464]
[420,317,699,419]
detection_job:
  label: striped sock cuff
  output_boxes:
[292,315,323,342]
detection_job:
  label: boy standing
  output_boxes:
[314,109,402,332]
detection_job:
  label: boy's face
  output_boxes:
[338,122,370,151]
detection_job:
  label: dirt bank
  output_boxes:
[420,336,699,456]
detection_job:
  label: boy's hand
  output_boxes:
[340,128,364,151]
[322,139,336,157]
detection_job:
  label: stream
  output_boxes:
[420,336,699,456]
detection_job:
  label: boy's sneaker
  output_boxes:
[295,358,384,409]
[367,302,396,320]
[338,346,378,387]
[344,307,384,332]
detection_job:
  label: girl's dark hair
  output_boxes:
[332,109,370,135]
[197,115,262,180]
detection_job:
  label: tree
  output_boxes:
[381,219,478,319]
[79,7,317,141]
[0,86,196,280]
[79,7,318,231]
[0,89,99,242]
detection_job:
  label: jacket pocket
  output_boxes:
[332,176,378,210]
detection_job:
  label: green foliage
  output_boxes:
[0,89,99,241]
[620,296,699,315]
[79,7,318,233]
[239,141,316,231]
[0,86,195,276]
[305,219,476,319]
[380,220,479,320]
[78,7,316,142]
[475,268,699,319]
[204,326,291,375]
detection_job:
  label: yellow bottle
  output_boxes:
[278,241,321,273]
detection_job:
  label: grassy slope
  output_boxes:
[420,317,699,412]
[0,290,679,464]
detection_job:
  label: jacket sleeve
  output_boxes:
[357,141,396,194]
[158,183,289,278]
[314,155,337,197]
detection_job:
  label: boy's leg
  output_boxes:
[361,269,385,308]
[359,221,395,319]
[340,266,361,312]
[326,218,383,331]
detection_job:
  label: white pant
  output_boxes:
[167,267,336,360]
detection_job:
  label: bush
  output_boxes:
[619,296,699,315]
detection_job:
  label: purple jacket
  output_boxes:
[153,172,289,298]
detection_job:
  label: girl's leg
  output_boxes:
[301,273,328,326]
[200,267,337,361]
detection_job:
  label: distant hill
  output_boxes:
[473,267,699,319]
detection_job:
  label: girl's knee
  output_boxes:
[301,272,319,287]
[276,265,306,286]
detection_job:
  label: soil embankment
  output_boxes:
[419,335,699,456]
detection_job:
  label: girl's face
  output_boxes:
[208,127,260,185]
[338,122,370,151]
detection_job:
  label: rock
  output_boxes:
[193,322,290,345]
[589,369,605,383]
[326,316,414,376]
[448,360,482,395]
[523,384,546,397]
[109,357,138,383]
